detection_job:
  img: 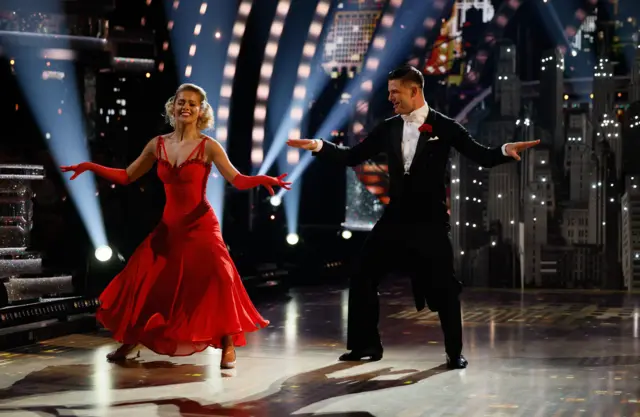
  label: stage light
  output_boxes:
[270,195,282,207]
[341,230,352,240]
[278,0,405,192]
[286,233,299,246]
[213,0,255,225]
[251,1,291,169]
[95,245,113,262]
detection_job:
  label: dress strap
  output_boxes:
[184,137,207,161]
[156,136,162,159]
[195,137,207,159]
[157,135,169,161]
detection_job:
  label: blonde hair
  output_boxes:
[164,83,214,130]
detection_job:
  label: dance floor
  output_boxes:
[1,280,640,416]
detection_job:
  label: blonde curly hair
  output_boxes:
[164,83,214,131]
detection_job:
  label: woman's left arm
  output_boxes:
[205,138,291,195]
[204,137,240,182]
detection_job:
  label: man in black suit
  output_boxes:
[287,65,538,369]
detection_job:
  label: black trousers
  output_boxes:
[345,218,463,358]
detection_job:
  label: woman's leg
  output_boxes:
[220,335,236,369]
[106,343,139,361]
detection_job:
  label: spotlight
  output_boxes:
[286,233,299,245]
[95,245,113,262]
[270,195,282,207]
[571,50,577,57]
[84,246,126,296]
[341,230,352,240]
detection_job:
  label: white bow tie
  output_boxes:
[401,113,423,125]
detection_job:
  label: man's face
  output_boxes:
[388,79,418,115]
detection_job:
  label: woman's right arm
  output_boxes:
[61,137,158,185]
[125,137,159,182]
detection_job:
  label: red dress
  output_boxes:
[97,136,269,356]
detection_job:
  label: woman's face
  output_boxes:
[174,90,202,126]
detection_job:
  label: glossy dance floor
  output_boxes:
[1,281,640,416]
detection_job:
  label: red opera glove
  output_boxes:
[60,162,130,185]
[232,173,292,196]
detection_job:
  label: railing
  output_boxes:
[0,4,154,71]
[0,164,45,278]
[0,164,75,306]
[0,12,107,38]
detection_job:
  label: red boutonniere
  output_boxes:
[418,123,432,133]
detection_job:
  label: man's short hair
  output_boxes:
[387,65,424,89]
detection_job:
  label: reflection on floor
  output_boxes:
[0,281,640,416]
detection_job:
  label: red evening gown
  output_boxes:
[96,136,269,356]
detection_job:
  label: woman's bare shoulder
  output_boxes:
[202,135,223,149]
[143,135,163,152]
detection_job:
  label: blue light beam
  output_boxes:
[11,56,107,249]
[278,0,439,197]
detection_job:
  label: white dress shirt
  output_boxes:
[312,103,511,165]
[400,104,430,173]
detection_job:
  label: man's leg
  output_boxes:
[341,228,390,360]
[409,226,467,368]
[433,232,467,369]
[437,291,466,368]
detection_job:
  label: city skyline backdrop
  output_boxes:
[332,0,640,291]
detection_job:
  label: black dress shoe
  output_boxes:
[338,349,383,362]
[446,354,468,369]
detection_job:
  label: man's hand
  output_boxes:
[504,140,540,161]
[286,139,319,151]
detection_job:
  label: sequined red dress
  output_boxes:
[96,137,269,356]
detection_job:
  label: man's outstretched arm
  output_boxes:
[450,121,539,168]
[287,122,387,167]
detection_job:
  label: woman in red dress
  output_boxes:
[61,83,290,368]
